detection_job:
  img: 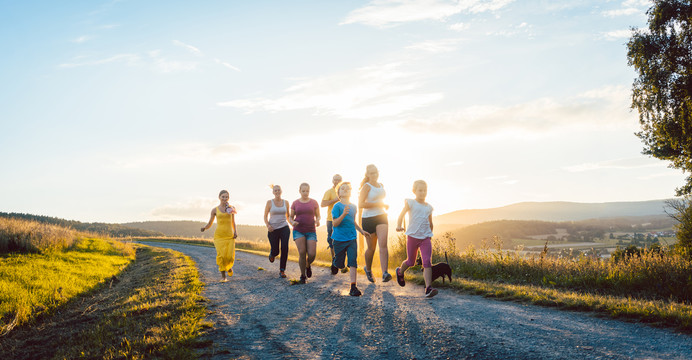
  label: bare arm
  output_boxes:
[289,207,298,227]
[232,213,238,239]
[264,200,274,232]
[284,200,291,227]
[201,208,217,232]
[429,213,434,233]
[396,200,410,232]
[314,201,321,227]
[321,197,339,207]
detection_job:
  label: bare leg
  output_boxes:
[294,237,307,276]
[423,267,432,288]
[364,233,377,272]
[307,240,317,266]
[350,266,357,283]
[376,224,389,274]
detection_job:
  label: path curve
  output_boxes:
[141,242,691,359]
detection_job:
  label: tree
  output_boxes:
[627,0,692,195]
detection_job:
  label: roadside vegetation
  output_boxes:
[0,218,209,359]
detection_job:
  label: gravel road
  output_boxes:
[141,242,692,360]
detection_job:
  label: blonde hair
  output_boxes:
[359,164,378,189]
[412,180,427,192]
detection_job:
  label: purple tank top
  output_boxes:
[291,199,319,233]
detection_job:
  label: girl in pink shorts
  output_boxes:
[394,180,438,298]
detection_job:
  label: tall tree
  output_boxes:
[627,0,692,195]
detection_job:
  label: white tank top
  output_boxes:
[405,199,433,238]
[268,199,289,229]
[362,182,386,218]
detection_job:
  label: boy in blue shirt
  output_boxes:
[331,182,371,296]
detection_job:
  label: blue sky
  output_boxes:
[0,0,683,225]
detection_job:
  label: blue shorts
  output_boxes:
[293,230,317,241]
[333,239,357,268]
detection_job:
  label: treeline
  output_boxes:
[123,220,270,241]
[0,212,163,237]
[446,215,676,249]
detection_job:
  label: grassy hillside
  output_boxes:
[435,199,671,225]
[444,215,675,250]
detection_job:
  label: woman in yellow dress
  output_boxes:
[201,189,238,282]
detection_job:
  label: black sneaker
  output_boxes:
[340,267,349,273]
[269,255,275,263]
[331,264,338,275]
[395,267,405,287]
[299,275,307,284]
[382,272,392,282]
[425,286,438,298]
[349,286,362,296]
[306,265,312,278]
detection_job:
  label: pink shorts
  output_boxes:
[404,236,432,268]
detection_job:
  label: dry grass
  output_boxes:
[0,217,81,253]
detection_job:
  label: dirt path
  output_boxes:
[141,242,692,359]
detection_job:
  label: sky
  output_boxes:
[0,0,685,226]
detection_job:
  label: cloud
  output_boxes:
[58,53,140,68]
[150,198,212,220]
[214,58,241,72]
[109,142,261,169]
[341,0,514,28]
[399,85,636,136]
[602,0,650,17]
[218,62,443,119]
[563,157,661,173]
[601,29,632,40]
[449,22,469,31]
[485,22,533,38]
[406,38,461,52]
[173,40,203,56]
[72,35,93,43]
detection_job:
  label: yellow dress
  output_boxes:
[214,206,236,274]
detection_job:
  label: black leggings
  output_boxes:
[268,226,290,271]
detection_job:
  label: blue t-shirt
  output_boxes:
[331,202,357,241]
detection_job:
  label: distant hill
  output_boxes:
[434,199,671,226]
[122,220,269,241]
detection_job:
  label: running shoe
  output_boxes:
[331,264,339,275]
[306,265,312,278]
[280,270,286,278]
[269,255,275,263]
[341,267,349,273]
[363,266,375,283]
[349,286,362,296]
[382,272,392,282]
[425,286,438,298]
[395,267,405,287]
[299,275,307,284]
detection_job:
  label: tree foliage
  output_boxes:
[627,0,692,195]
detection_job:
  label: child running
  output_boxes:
[395,180,438,298]
[330,182,370,296]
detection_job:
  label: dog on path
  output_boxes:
[416,252,452,284]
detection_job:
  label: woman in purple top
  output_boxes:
[290,183,321,284]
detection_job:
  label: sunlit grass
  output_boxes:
[0,237,135,335]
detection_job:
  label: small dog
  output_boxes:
[416,252,453,284]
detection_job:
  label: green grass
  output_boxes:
[0,237,135,334]
[50,245,210,359]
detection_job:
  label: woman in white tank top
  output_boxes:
[358,164,392,283]
[264,185,291,278]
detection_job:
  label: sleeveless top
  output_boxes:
[214,205,235,240]
[268,199,289,230]
[405,199,434,238]
[362,182,386,218]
